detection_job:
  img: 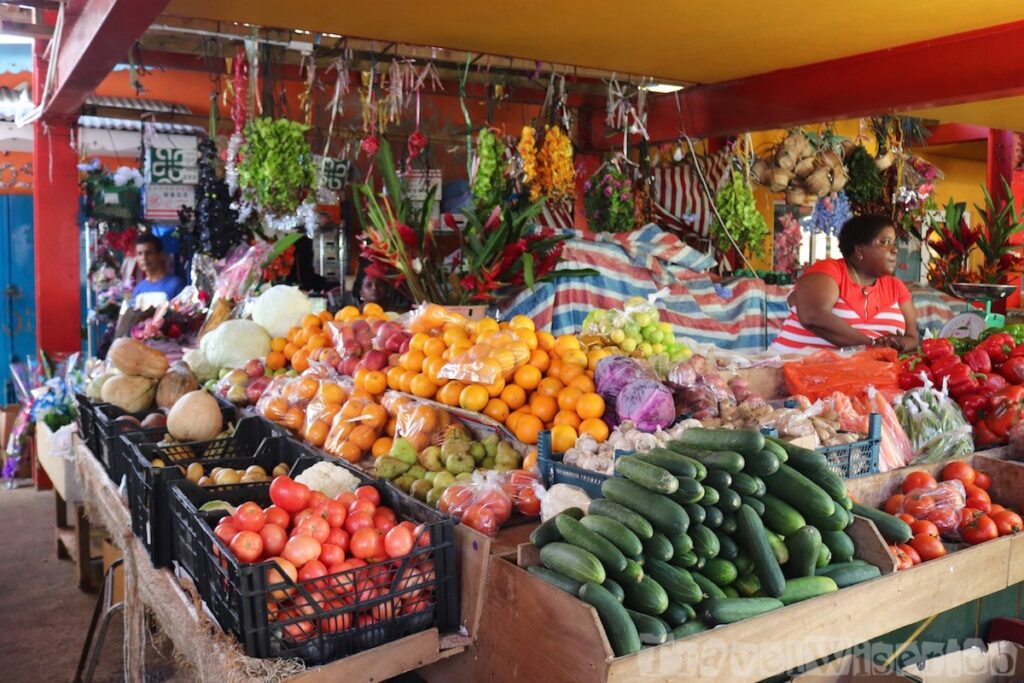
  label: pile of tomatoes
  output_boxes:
[212,474,436,641]
[881,461,1022,571]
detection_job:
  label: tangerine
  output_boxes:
[576,393,606,420]
[569,374,596,393]
[529,394,558,423]
[306,334,327,351]
[522,448,538,471]
[410,333,430,352]
[558,363,585,385]
[296,377,320,401]
[536,377,565,398]
[270,337,287,352]
[536,331,555,351]
[411,405,439,433]
[318,310,334,322]
[550,425,578,453]
[423,336,447,358]
[302,314,322,328]
[553,410,582,429]
[484,376,506,398]
[437,381,466,406]
[401,350,426,372]
[459,384,490,412]
[291,349,310,373]
[320,382,347,405]
[557,387,583,412]
[509,315,536,331]
[513,365,542,391]
[500,384,527,410]
[386,366,406,391]
[349,425,378,452]
[514,414,544,445]
[353,368,371,390]
[528,349,551,373]
[385,416,398,437]
[363,404,388,430]
[335,306,360,321]
[410,374,438,398]
[561,349,589,368]
[506,409,527,432]
[372,437,393,458]
[579,418,609,443]
[362,303,384,317]
[305,420,330,447]
[338,440,362,463]
[282,342,299,361]
[266,350,287,371]
[286,326,302,344]
[363,371,388,396]
[483,398,510,423]
[399,370,418,394]
[547,357,563,378]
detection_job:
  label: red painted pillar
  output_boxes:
[33,39,81,356]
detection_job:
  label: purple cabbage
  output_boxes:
[594,356,656,401]
[616,379,676,432]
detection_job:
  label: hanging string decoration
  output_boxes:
[360,68,381,158]
[385,58,419,123]
[584,161,636,233]
[810,190,853,236]
[298,48,319,126]
[224,46,251,195]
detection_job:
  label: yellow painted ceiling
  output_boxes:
[906,97,1024,134]
[164,0,1024,84]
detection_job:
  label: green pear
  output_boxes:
[469,442,486,464]
[496,441,517,460]
[393,474,417,493]
[426,486,446,507]
[410,478,433,502]
[418,445,444,472]
[390,437,419,466]
[424,471,438,483]
[495,450,520,469]
[446,425,471,442]
[481,434,499,458]
[433,471,456,489]
[407,464,427,480]
[481,456,496,470]
[493,464,514,473]
[446,452,476,475]
[375,456,410,480]
[455,472,474,483]
[440,439,469,460]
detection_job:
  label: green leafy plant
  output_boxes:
[844,145,885,207]
[975,177,1024,282]
[238,117,317,215]
[584,163,636,233]
[471,128,507,213]
[713,171,768,258]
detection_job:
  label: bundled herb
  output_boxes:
[472,127,507,212]
[844,146,885,209]
[713,171,768,258]
[238,117,317,216]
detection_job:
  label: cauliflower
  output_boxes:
[253,285,313,338]
[540,484,592,521]
[295,461,361,499]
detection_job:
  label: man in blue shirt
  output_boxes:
[131,233,184,309]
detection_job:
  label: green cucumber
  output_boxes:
[719,512,738,536]
[690,524,720,559]
[821,530,855,563]
[671,621,708,639]
[704,469,732,491]
[760,439,788,463]
[814,560,868,575]
[609,558,645,585]
[674,428,765,457]
[714,530,739,560]
[684,503,706,526]
[779,576,838,605]
[764,464,835,520]
[661,601,690,627]
[672,551,698,568]
[670,532,693,557]
[816,563,881,588]
[627,609,670,645]
[616,456,679,495]
[699,486,720,507]
[743,450,781,478]
[784,526,822,578]
[741,496,766,516]
[635,448,700,479]
[603,577,625,603]
[766,530,790,565]
[669,477,705,505]
[851,503,912,544]
[529,507,584,547]
[589,499,655,540]
[622,575,669,616]
[580,514,644,557]
[645,558,702,605]
[691,571,726,600]
[683,449,746,474]
[761,494,807,537]
[702,558,738,587]
[555,515,628,573]
[642,532,675,563]
[722,586,740,598]
[694,556,706,571]
[817,543,832,568]
[578,583,641,656]
[736,504,786,598]
[808,501,851,532]
[703,597,784,625]
[602,478,689,537]
[803,466,848,503]
[702,506,724,529]
[732,550,754,576]
[715,488,742,513]
[540,542,606,584]
[730,472,763,497]
[767,437,827,472]
[527,566,582,595]
[734,572,761,597]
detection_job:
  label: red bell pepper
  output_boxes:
[946,364,982,399]
[921,338,955,362]
[962,347,992,375]
[980,373,1009,394]
[898,356,934,390]
[980,333,1016,364]
[985,402,1022,440]
[974,420,1002,447]
[956,392,990,424]
[931,354,965,381]
[990,385,1024,410]
[999,356,1024,385]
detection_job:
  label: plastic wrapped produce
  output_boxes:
[893,382,974,464]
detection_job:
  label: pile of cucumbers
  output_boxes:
[528,428,883,656]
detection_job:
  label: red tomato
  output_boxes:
[233,502,266,533]
[348,499,377,518]
[296,516,331,544]
[965,485,992,513]
[355,485,381,506]
[344,512,375,535]
[395,566,425,600]
[890,544,913,571]
[926,507,960,536]
[438,485,473,515]
[315,500,348,528]
[350,527,385,559]
[384,525,415,559]
[282,534,321,568]
[413,523,432,548]
[259,523,288,558]
[297,559,329,590]
[319,607,352,634]
[902,471,938,494]
[293,508,315,528]
[374,506,398,523]
[336,491,357,508]
[516,489,542,516]
[902,494,935,519]
[962,514,999,545]
[373,513,397,534]
[478,490,513,524]
[264,505,290,529]
[941,461,976,487]
[910,533,946,561]
[402,595,431,615]
[898,543,922,565]
[308,490,328,508]
[973,470,992,491]
[327,527,350,553]
[992,510,1023,536]
[367,598,396,622]
[270,475,311,513]
[266,557,297,600]
[229,530,263,563]
[461,504,498,536]
[883,494,905,515]
[319,543,346,566]
[989,503,1006,516]
[278,608,314,641]
[214,519,239,546]
[897,513,916,525]
[910,519,939,539]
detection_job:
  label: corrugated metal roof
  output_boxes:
[78,116,205,136]
[84,96,192,115]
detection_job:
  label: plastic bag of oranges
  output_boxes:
[380,393,451,452]
[323,394,390,464]
[302,379,353,448]
[438,330,532,385]
[404,303,468,334]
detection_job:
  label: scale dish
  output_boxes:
[949,282,1017,300]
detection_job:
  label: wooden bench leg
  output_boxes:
[55,491,69,559]
[74,504,92,592]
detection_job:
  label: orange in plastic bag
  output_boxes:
[783,349,901,402]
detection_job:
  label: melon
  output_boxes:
[166,390,224,442]
[100,375,157,413]
[108,338,169,379]
[156,362,199,409]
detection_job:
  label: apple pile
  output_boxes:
[333,319,412,378]
[216,358,286,406]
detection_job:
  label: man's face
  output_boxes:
[135,242,163,276]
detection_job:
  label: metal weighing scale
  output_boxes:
[940,282,1018,339]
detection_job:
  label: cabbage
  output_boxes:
[594,355,656,401]
[616,379,676,432]
[252,285,313,338]
[182,348,219,382]
[200,320,271,369]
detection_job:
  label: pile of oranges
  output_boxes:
[264,304,389,374]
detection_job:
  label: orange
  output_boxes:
[363,303,384,317]
[437,381,466,406]
[506,409,527,432]
[515,328,538,350]
[372,437,393,458]
[579,418,609,443]
[558,362,585,385]
[459,384,490,412]
[529,394,558,423]
[305,420,330,447]
[291,349,311,372]
[536,377,564,399]
[302,314,322,328]
[410,333,430,352]
[336,440,361,463]
[385,416,398,437]
[386,366,406,391]
[513,365,542,391]
[307,334,328,351]
[422,355,447,385]
[536,331,555,351]
[411,404,439,433]
[561,349,589,369]
[514,414,545,445]
[318,402,341,422]
[353,367,370,390]
[349,388,375,403]
[553,334,581,356]
[349,424,378,452]
[547,357,563,379]
[528,349,550,373]
[423,336,447,358]
[401,350,426,372]
[553,410,582,429]
[576,393,606,420]
[557,387,583,412]
[335,305,359,321]
[483,398,510,423]
[266,350,287,371]
[509,315,536,331]
[270,337,288,352]
[282,407,305,432]
[500,384,527,410]
[522,448,538,472]
[320,382,347,405]
[296,377,320,401]
[484,376,506,398]
[442,327,469,347]
[363,404,388,431]
[587,348,612,370]
[569,374,596,393]
[318,310,334,322]
[286,326,302,344]
[399,370,418,394]
[550,424,578,453]
[363,371,388,396]
[264,397,288,421]
[410,373,438,399]
[282,342,299,361]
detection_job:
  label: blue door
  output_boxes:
[0,195,36,402]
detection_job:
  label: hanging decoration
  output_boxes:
[713,171,769,258]
[751,129,848,205]
[535,125,575,206]
[518,125,539,196]
[298,47,319,127]
[359,67,381,159]
[406,92,428,170]
[385,58,419,123]
[844,144,886,214]
[471,127,507,212]
[774,210,803,275]
[809,190,853,236]
[584,160,636,233]
[224,46,250,195]
[180,139,242,259]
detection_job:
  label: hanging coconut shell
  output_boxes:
[841,139,856,158]
[795,136,814,160]
[775,148,797,172]
[782,132,803,152]
[785,186,808,206]
[805,167,833,196]
[751,159,769,185]
[794,157,816,179]
[830,167,849,192]
[876,149,895,170]
[768,168,794,193]
[820,150,844,171]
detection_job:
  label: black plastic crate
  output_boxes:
[74,392,102,456]
[126,427,308,568]
[167,455,459,664]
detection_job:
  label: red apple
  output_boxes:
[399,338,411,354]
[244,359,266,379]
[340,357,360,376]
[387,353,401,368]
[320,349,341,367]
[362,350,388,372]
[342,340,363,357]
[246,376,272,404]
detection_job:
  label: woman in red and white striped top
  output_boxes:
[772,215,919,354]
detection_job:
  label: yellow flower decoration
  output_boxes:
[537,125,575,204]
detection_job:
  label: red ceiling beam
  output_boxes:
[45,0,172,115]
[926,123,990,146]
[589,20,1024,148]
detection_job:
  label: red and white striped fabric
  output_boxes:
[650,149,732,238]
[539,202,574,230]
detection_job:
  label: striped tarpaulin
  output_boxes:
[651,149,732,238]
[538,202,574,230]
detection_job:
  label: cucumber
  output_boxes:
[699,486,720,507]
[741,496,766,516]
[814,560,868,575]
[684,503,706,526]
[529,507,584,547]
[702,506,724,529]
[609,558,645,585]
[674,428,765,457]
[661,601,690,627]
[803,466,848,503]
[732,550,754,576]
[743,450,781,477]
[767,437,827,472]
[540,542,606,585]
[719,511,738,535]
[645,558,702,605]
[670,532,693,557]
[691,571,726,600]
[622,575,670,616]
[578,583,641,656]
[722,586,740,598]
[735,504,786,598]
[766,530,790,565]
[616,456,679,495]
[671,621,708,639]
[734,572,761,597]
[821,530,855,563]
[764,464,836,520]
[603,577,625,603]
[808,501,851,532]
[703,597,784,625]
[817,563,881,588]
[690,524,720,559]
[760,439,789,463]
[527,566,582,595]
[694,556,706,570]
[817,543,832,568]
[683,449,746,474]
[761,494,807,537]
[681,602,696,621]
[714,530,739,560]
[730,472,763,497]
[602,478,689,537]
[636,448,700,479]
[779,576,838,605]
[702,558,738,587]
[555,515,628,572]
[669,477,706,505]
[580,514,644,557]
[784,526,822,578]
[673,550,698,569]
[589,499,655,540]
[715,488,742,513]
[704,469,732,491]
[627,609,670,645]
[850,503,913,544]
[643,532,675,563]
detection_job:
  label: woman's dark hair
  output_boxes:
[838,215,894,259]
[135,233,163,252]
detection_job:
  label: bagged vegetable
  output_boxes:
[667,355,734,420]
[616,379,676,432]
[893,380,974,464]
[868,386,914,472]
[437,470,539,536]
[783,349,902,402]
[900,480,966,537]
[540,483,591,521]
